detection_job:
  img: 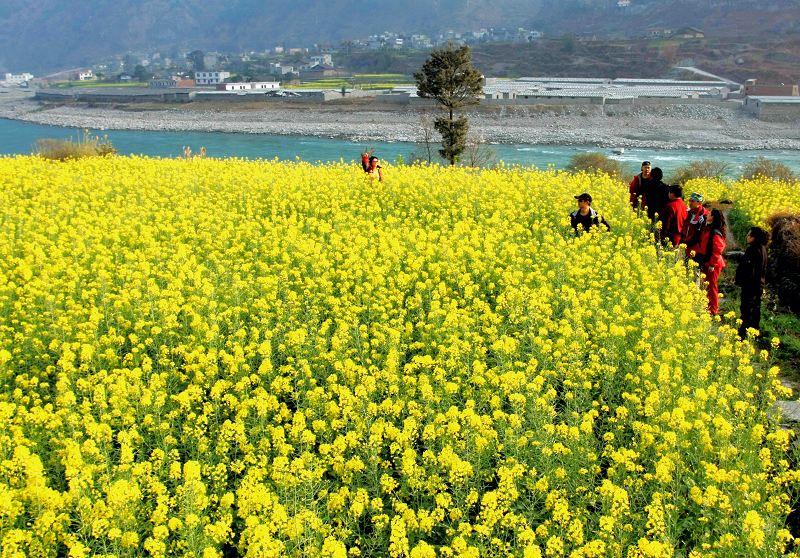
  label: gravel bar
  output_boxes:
[2,90,800,150]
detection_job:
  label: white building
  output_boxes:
[195,71,231,85]
[78,69,94,81]
[410,34,433,49]
[310,54,333,67]
[218,83,250,91]
[269,63,295,75]
[216,81,280,91]
[4,72,33,85]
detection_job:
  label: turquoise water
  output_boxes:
[2,117,800,175]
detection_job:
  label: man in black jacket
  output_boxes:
[736,226,769,339]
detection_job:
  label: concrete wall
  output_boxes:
[631,97,729,106]
[36,89,193,103]
[756,105,800,122]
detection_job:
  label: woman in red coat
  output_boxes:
[697,208,727,316]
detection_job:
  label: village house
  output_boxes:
[149,77,178,88]
[217,83,250,91]
[216,81,280,91]
[674,27,705,39]
[194,71,231,85]
[648,27,673,38]
[300,65,343,79]
[744,96,800,121]
[269,63,295,76]
[77,69,95,81]
[3,72,33,85]
[310,54,333,67]
[410,34,433,49]
[744,79,799,97]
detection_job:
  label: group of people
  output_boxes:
[182,146,207,159]
[571,160,769,338]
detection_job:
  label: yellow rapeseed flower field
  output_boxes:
[0,156,798,558]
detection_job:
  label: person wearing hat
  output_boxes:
[661,184,688,247]
[570,193,610,234]
[682,192,709,261]
[629,160,653,210]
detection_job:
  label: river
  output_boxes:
[2,118,800,175]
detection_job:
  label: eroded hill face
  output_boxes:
[2,0,799,75]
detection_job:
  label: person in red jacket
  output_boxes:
[697,208,727,316]
[629,160,652,210]
[683,192,709,262]
[661,184,688,247]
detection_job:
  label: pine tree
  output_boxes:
[414,44,483,166]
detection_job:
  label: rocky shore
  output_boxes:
[2,89,800,150]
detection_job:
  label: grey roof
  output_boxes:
[747,96,800,104]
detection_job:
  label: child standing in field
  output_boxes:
[735,226,769,338]
[698,208,727,316]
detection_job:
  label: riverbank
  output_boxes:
[2,89,800,150]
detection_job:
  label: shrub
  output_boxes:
[34,128,117,161]
[669,159,731,185]
[766,211,800,312]
[566,152,624,180]
[741,157,796,182]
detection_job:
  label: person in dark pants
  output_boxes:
[736,226,769,338]
[570,192,610,234]
[645,167,669,223]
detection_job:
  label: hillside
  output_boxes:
[337,37,799,84]
[2,0,799,75]
[539,0,800,38]
[0,0,544,74]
